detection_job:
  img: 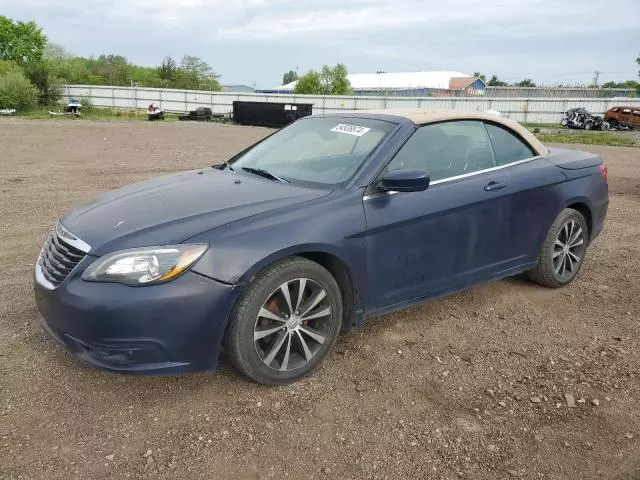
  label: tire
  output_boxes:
[608,119,618,130]
[600,121,610,131]
[528,209,589,288]
[224,257,343,384]
[560,118,569,127]
[584,121,593,131]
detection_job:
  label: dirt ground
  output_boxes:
[0,119,638,480]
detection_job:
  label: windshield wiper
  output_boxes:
[241,167,289,184]
[212,161,235,172]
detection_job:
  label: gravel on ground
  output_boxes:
[0,119,638,479]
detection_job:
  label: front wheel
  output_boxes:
[528,209,588,288]
[560,117,569,127]
[225,257,343,384]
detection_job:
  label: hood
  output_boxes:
[61,168,329,255]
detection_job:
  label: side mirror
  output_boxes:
[380,169,430,192]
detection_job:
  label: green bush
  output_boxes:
[0,60,20,75]
[25,62,63,106]
[0,70,39,110]
[78,95,95,111]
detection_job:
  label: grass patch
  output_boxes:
[536,132,636,147]
[15,106,170,121]
[14,106,234,123]
[522,122,559,129]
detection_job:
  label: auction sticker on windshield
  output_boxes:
[330,124,371,136]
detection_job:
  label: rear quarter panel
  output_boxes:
[557,166,609,242]
[545,148,608,242]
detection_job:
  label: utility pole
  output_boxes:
[592,70,601,87]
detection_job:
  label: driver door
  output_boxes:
[363,120,513,313]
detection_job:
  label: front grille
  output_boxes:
[38,233,86,287]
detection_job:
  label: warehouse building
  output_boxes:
[259,71,486,97]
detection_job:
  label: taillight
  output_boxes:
[599,164,608,182]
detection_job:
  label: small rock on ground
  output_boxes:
[564,393,577,408]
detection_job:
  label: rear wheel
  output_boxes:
[528,209,588,288]
[225,257,343,384]
[584,121,593,131]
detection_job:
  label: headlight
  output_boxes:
[82,244,208,286]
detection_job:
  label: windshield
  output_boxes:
[231,117,396,188]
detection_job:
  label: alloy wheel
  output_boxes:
[253,278,333,371]
[553,220,585,280]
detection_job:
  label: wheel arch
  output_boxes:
[297,252,357,332]
[565,199,593,242]
[237,245,362,332]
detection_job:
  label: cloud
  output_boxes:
[215,0,639,40]
[217,2,430,40]
[3,0,639,86]
[9,0,638,40]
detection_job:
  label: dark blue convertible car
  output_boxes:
[34,109,609,384]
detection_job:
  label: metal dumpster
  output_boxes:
[233,101,313,128]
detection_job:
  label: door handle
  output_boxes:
[484,181,507,191]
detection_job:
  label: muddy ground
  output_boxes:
[0,119,638,480]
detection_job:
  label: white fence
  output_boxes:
[65,85,638,123]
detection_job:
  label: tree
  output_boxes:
[0,16,47,65]
[158,56,177,82]
[24,61,62,105]
[282,70,298,85]
[130,65,162,87]
[174,55,220,90]
[293,71,321,94]
[44,43,71,62]
[294,63,351,95]
[93,54,131,85]
[515,78,536,87]
[322,63,350,95]
[487,74,508,87]
[600,80,639,89]
[473,72,486,82]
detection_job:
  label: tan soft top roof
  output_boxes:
[352,108,548,157]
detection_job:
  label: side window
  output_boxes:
[387,121,495,181]
[485,123,536,166]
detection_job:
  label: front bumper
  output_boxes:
[34,266,241,375]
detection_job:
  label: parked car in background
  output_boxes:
[34,109,609,384]
[605,106,640,130]
[560,107,609,130]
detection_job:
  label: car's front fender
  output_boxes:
[187,189,369,319]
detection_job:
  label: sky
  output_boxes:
[3,0,639,88]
